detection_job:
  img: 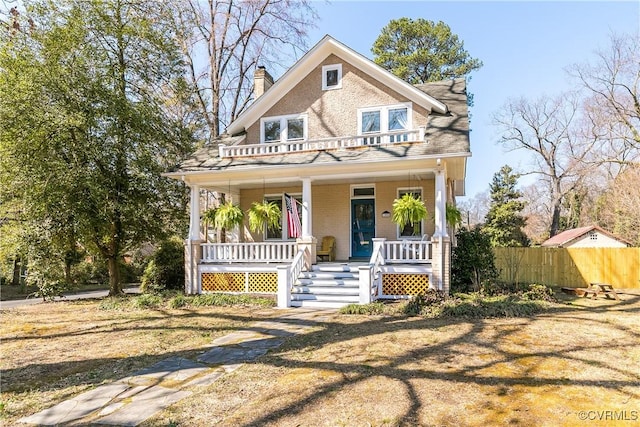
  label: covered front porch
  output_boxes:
[179,156,455,307]
[191,239,437,308]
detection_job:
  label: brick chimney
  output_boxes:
[254,66,274,99]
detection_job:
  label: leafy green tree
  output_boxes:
[451,227,498,293]
[0,1,196,295]
[372,17,482,85]
[483,166,530,247]
[141,238,185,293]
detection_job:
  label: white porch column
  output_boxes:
[301,177,312,238]
[189,184,200,240]
[185,184,202,294]
[297,177,317,265]
[433,170,449,239]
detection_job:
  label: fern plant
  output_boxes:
[248,201,281,234]
[213,201,244,231]
[201,207,217,225]
[446,203,463,229]
[392,193,428,234]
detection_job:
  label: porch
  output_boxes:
[188,238,444,308]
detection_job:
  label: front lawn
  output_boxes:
[1,291,639,426]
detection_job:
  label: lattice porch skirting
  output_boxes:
[201,272,277,293]
[382,273,429,296]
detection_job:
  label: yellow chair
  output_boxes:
[317,236,336,261]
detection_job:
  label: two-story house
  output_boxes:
[164,35,471,308]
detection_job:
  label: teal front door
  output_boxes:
[351,199,375,258]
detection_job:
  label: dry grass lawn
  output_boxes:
[1,291,639,427]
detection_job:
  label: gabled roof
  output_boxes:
[541,225,631,247]
[225,35,448,136]
[167,78,470,180]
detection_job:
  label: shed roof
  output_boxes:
[541,225,631,247]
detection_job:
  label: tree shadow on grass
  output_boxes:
[2,293,640,426]
[232,295,640,426]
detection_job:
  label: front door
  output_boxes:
[351,199,375,258]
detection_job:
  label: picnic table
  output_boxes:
[561,283,621,300]
[587,283,620,300]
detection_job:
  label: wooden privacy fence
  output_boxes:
[493,247,640,289]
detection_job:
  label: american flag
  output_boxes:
[284,193,302,238]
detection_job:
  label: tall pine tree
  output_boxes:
[483,166,530,247]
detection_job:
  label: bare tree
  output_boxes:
[520,182,551,243]
[599,164,640,246]
[173,0,316,142]
[493,92,596,237]
[570,32,640,166]
[457,190,490,228]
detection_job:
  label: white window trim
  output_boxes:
[350,184,376,200]
[322,64,342,90]
[263,193,302,241]
[357,102,412,135]
[260,113,308,143]
[396,186,424,240]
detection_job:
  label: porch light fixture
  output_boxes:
[381,210,391,218]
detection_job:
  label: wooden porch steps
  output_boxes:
[290,263,361,308]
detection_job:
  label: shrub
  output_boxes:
[132,293,163,309]
[28,280,69,301]
[168,294,187,309]
[189,293,275,307]
[339,302,386,315]
[440,294,548,318]
[140,238,184,293]
[522,283,555,302]
[71,259,109,285]
[451,227,498,293]
[403,289,447,316]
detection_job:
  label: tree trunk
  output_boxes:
[64,260,72,284]
[550,202,562,237]
[12,256,21,286]
[107,256,122,296]
[549,180,563,237]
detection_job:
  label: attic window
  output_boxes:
[322,64,342,90]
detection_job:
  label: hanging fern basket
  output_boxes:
[392,193,428,235]
[248,201,282,235]
[213,201,244,231]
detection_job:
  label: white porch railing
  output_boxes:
[219,128,425,158]
[384,239,432,264]
[277,247,309,308]
[360,239,386,303]
[201,242,297,263]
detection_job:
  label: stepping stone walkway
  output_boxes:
[19,309,335,426]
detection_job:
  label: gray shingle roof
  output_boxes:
[171,78,469,174]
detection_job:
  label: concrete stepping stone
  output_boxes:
[210,330,269,346]
[93,385,191,426]
[18,383,129,425]
[125,356,209,384]
[198,346,269,365]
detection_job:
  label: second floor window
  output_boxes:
[261,114,307,143]
[358,103,411,144]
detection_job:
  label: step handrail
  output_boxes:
[277,246,308,308]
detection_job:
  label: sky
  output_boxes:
[297,0,640,199]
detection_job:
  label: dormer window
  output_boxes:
[322,64,342,90]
